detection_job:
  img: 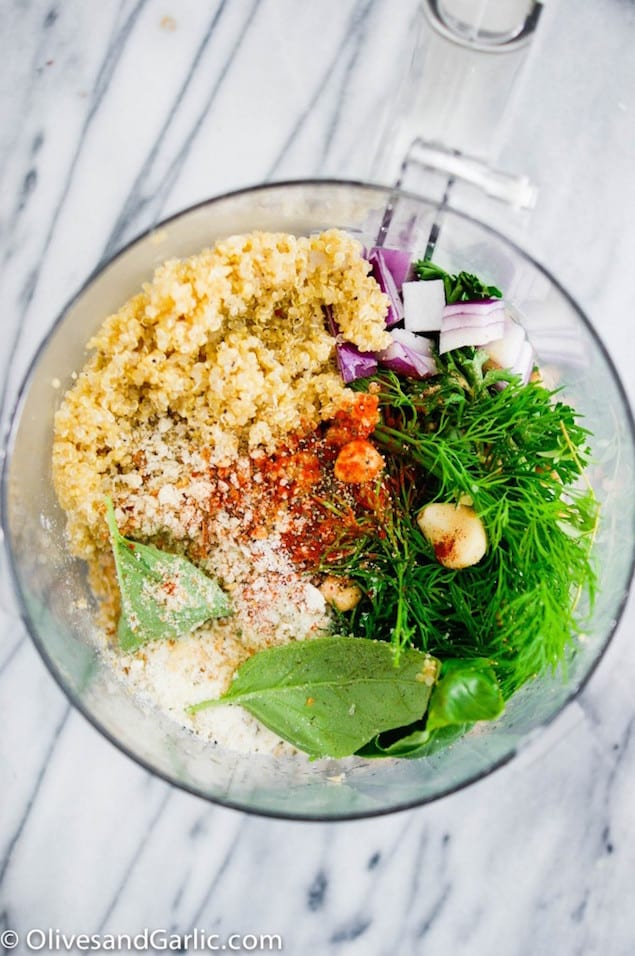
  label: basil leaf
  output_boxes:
[189,637,440,759]
[358,722,471,759]
[105,498,230,650]
[358,659,503,759]
[426,660,504,732]
[407,723,473,757]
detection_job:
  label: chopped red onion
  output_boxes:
[377,335,437,379]
[443,299,505,318]
[439,299,507,354]
[390,327,435,357]
[336,342,378,384]
[441,312,506,333]
[324,304,377,383]
[366,249,406,327]
[440,319,505,354]
[367,247,412,289]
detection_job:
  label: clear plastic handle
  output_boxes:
[371,1,544,209]
[399,138,538,210]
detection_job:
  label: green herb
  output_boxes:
[188,636,440,759]
[358,659,503,758]
[105,498,230,651]
[340,359,598,698]
[413,259,503,302]
[234,346,597,759]
[427,659,504,730]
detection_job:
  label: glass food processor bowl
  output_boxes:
[2,180,634,820]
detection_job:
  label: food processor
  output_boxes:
[1,2,633,820]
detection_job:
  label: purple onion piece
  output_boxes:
[324,305,377,383]
[441,311,507,333]
[377,340,437,379]
[366,250,405,328]
[336,342,378,384]
[442,299,505,318]
[366,247,412,289]
[389,327,435,357]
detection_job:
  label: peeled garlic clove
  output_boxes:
[417,503,487,570]
[319,575,363,612]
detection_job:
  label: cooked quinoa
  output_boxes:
[52,229,391,753]
[53,229,390,559]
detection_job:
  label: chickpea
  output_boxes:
[333,439,384,484]
[417,502,487,570]
[319,575,363,612]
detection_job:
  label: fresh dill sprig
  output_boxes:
[329,354,598,698]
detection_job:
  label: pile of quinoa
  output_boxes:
[53,229,390,557]
[51,229,391,753]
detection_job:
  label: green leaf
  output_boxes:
[105,498,230,651]
[426,660,504,733]
[408,723,473,757]
[357,722,471,759]
[189,636,440,759]
[413,260,448,284]
[357,660,502,759]
[413,259,502,302]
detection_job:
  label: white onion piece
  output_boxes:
[484,317,525,368]
[402,279,446,332]
[389,327,435,356]
[441,311,506,333]
[443,298,504,318]
[439,318,505,354]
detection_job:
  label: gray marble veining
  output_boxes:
[1,1,634,954]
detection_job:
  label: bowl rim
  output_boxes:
[2,177,634,821]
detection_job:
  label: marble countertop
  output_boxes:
[1,1,634,953]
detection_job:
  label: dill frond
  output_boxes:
[333,354,598,699]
